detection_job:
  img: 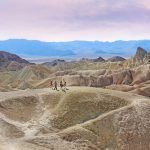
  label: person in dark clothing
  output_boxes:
[60,80,63,90]
[50,80,53,89]
[53,81,58,91]
[63,79,68,90]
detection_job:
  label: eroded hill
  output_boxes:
[0,87,149,150]
[0,47,149,97]
[0,51,31,71]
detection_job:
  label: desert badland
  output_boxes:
[1,0,150,149]
[0,46,149,150]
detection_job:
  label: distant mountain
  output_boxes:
[93,57,105,62]
[0,39,150,60]
[0,39,75,57]
[80,57,105,62]
[107,56,126,62]
[43,59,65,66]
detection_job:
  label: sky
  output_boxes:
[0,0,150,41]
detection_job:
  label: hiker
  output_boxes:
[53,80,58,91]
[60,80,63,90]
[60,80,66,93]
[63,79,68,90]
[50,80,53,89]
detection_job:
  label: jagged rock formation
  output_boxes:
[0,87,149,150]
[134,47,147,60]
[144,52,150,63]
[133,47,150,64]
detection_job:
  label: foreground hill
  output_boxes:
[0,87,149,150]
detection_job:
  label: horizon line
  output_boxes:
[0,38,150,43]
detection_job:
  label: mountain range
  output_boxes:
[0,39,150,61]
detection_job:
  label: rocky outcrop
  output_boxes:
[134,47,147,60]
[133,47,150,64]
[107,56,126,62]
[144,52,150,63]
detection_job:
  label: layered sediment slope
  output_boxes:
[0,87,149,150]
[0,47,149,97]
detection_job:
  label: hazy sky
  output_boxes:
[0,0,150,41]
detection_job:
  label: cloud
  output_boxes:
[0,0,150,41]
